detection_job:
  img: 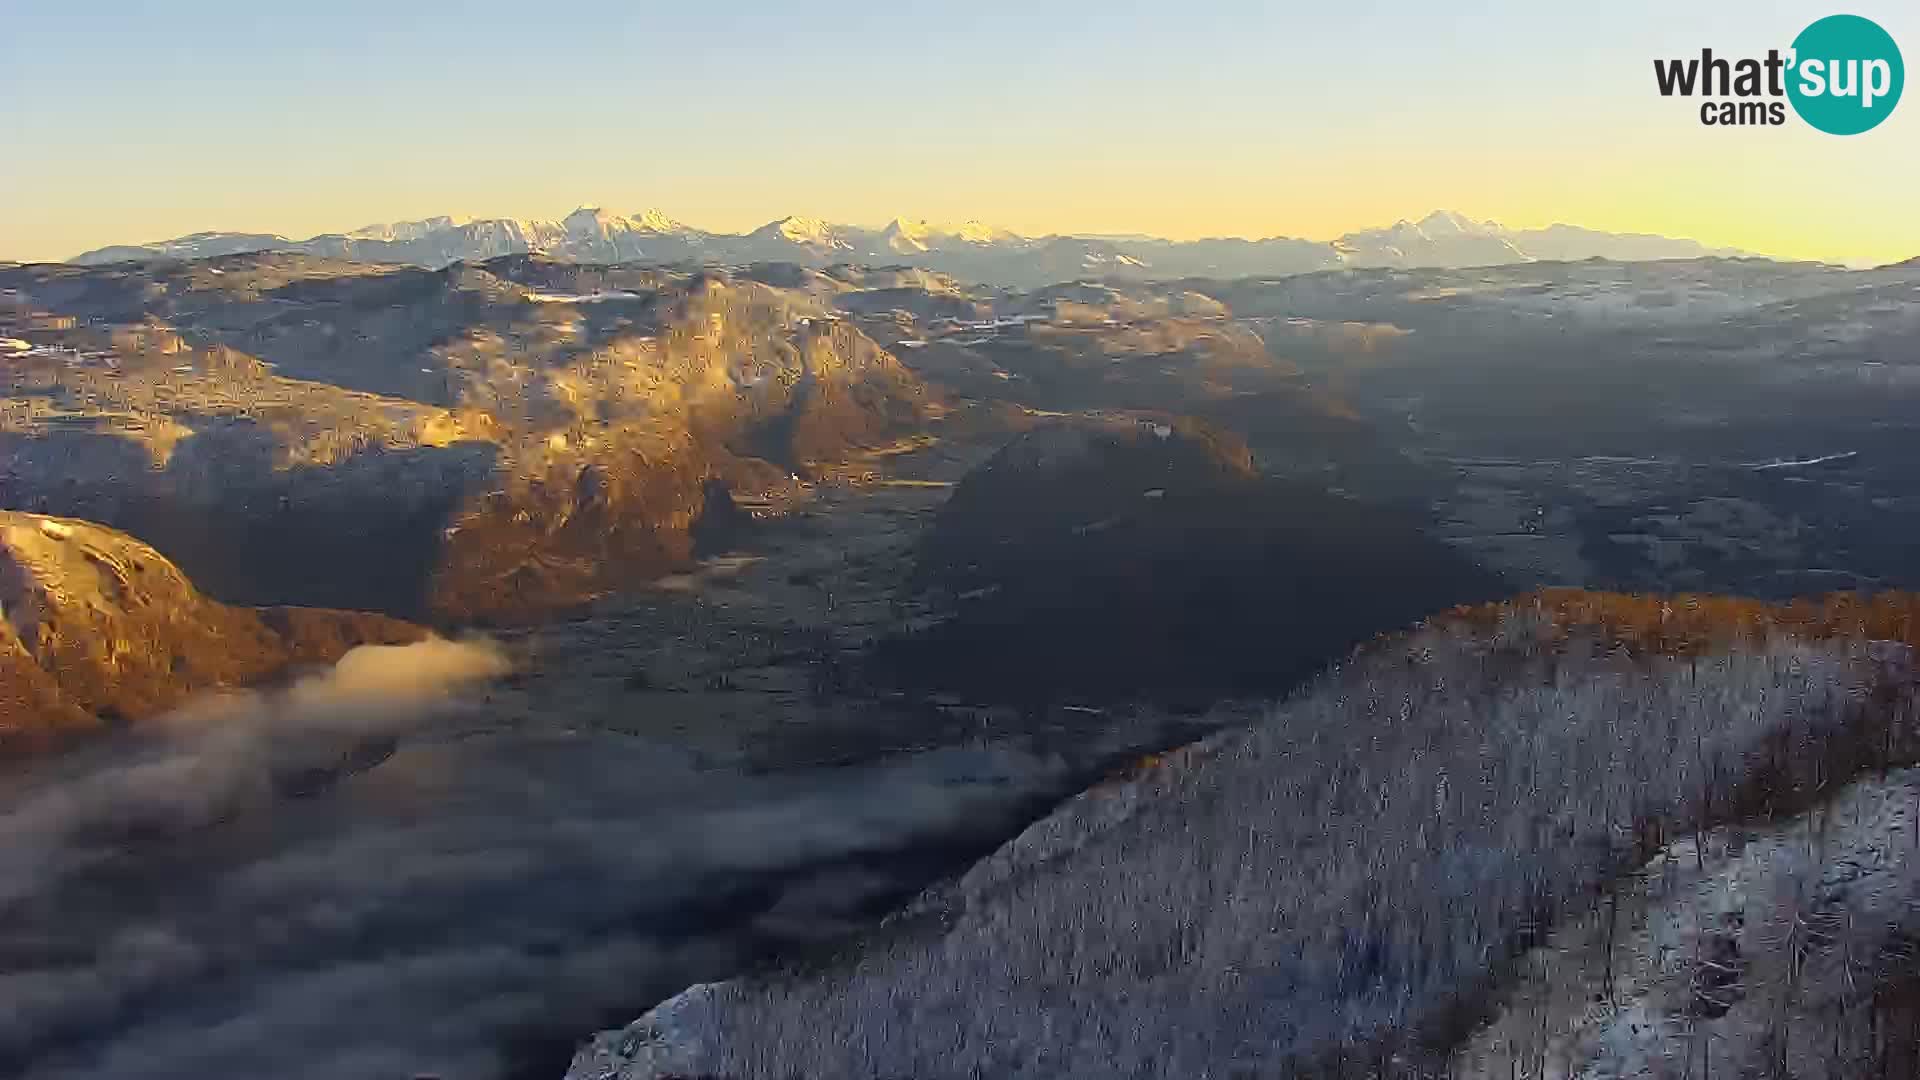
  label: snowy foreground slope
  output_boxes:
[567,610,1920,1079]
[1458,766,1920,1078]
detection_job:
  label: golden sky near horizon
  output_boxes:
[3,2,1914,265]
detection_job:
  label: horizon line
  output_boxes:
[47,204,1777,263]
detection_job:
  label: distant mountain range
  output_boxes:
[69,208,1752,287]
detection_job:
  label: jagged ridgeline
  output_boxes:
[0,256,930,621]
[66,207,1753,290]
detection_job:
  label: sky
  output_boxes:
[2,0,1916,265]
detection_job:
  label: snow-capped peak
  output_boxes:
[346,216,462,241]
[882,217,1015,252]
[764,216,845,248]
[630,207,683,233]
[883,218,935,253]
[949,220,1013,244]
[564,206,633,237]
[1417,210,1502,237]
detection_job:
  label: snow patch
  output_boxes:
[525,290,644,304]
[1747,450,1859,471]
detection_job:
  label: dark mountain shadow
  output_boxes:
[873,417,1505,708]
[0,420,497,619]
[0,261,184,323]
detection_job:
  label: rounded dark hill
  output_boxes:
[874,416,1505,707]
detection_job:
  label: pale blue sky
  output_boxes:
[3,0,1915,263]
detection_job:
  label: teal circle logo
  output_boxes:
[1787,14,1904,134]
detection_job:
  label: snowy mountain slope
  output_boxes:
[69,208,1755,285]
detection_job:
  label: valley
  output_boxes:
[0,430,1241,1080]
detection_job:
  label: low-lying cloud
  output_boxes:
[1,638,510,908]
[0,636,1136,1080]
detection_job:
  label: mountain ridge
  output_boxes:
[67,207,1755,286]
